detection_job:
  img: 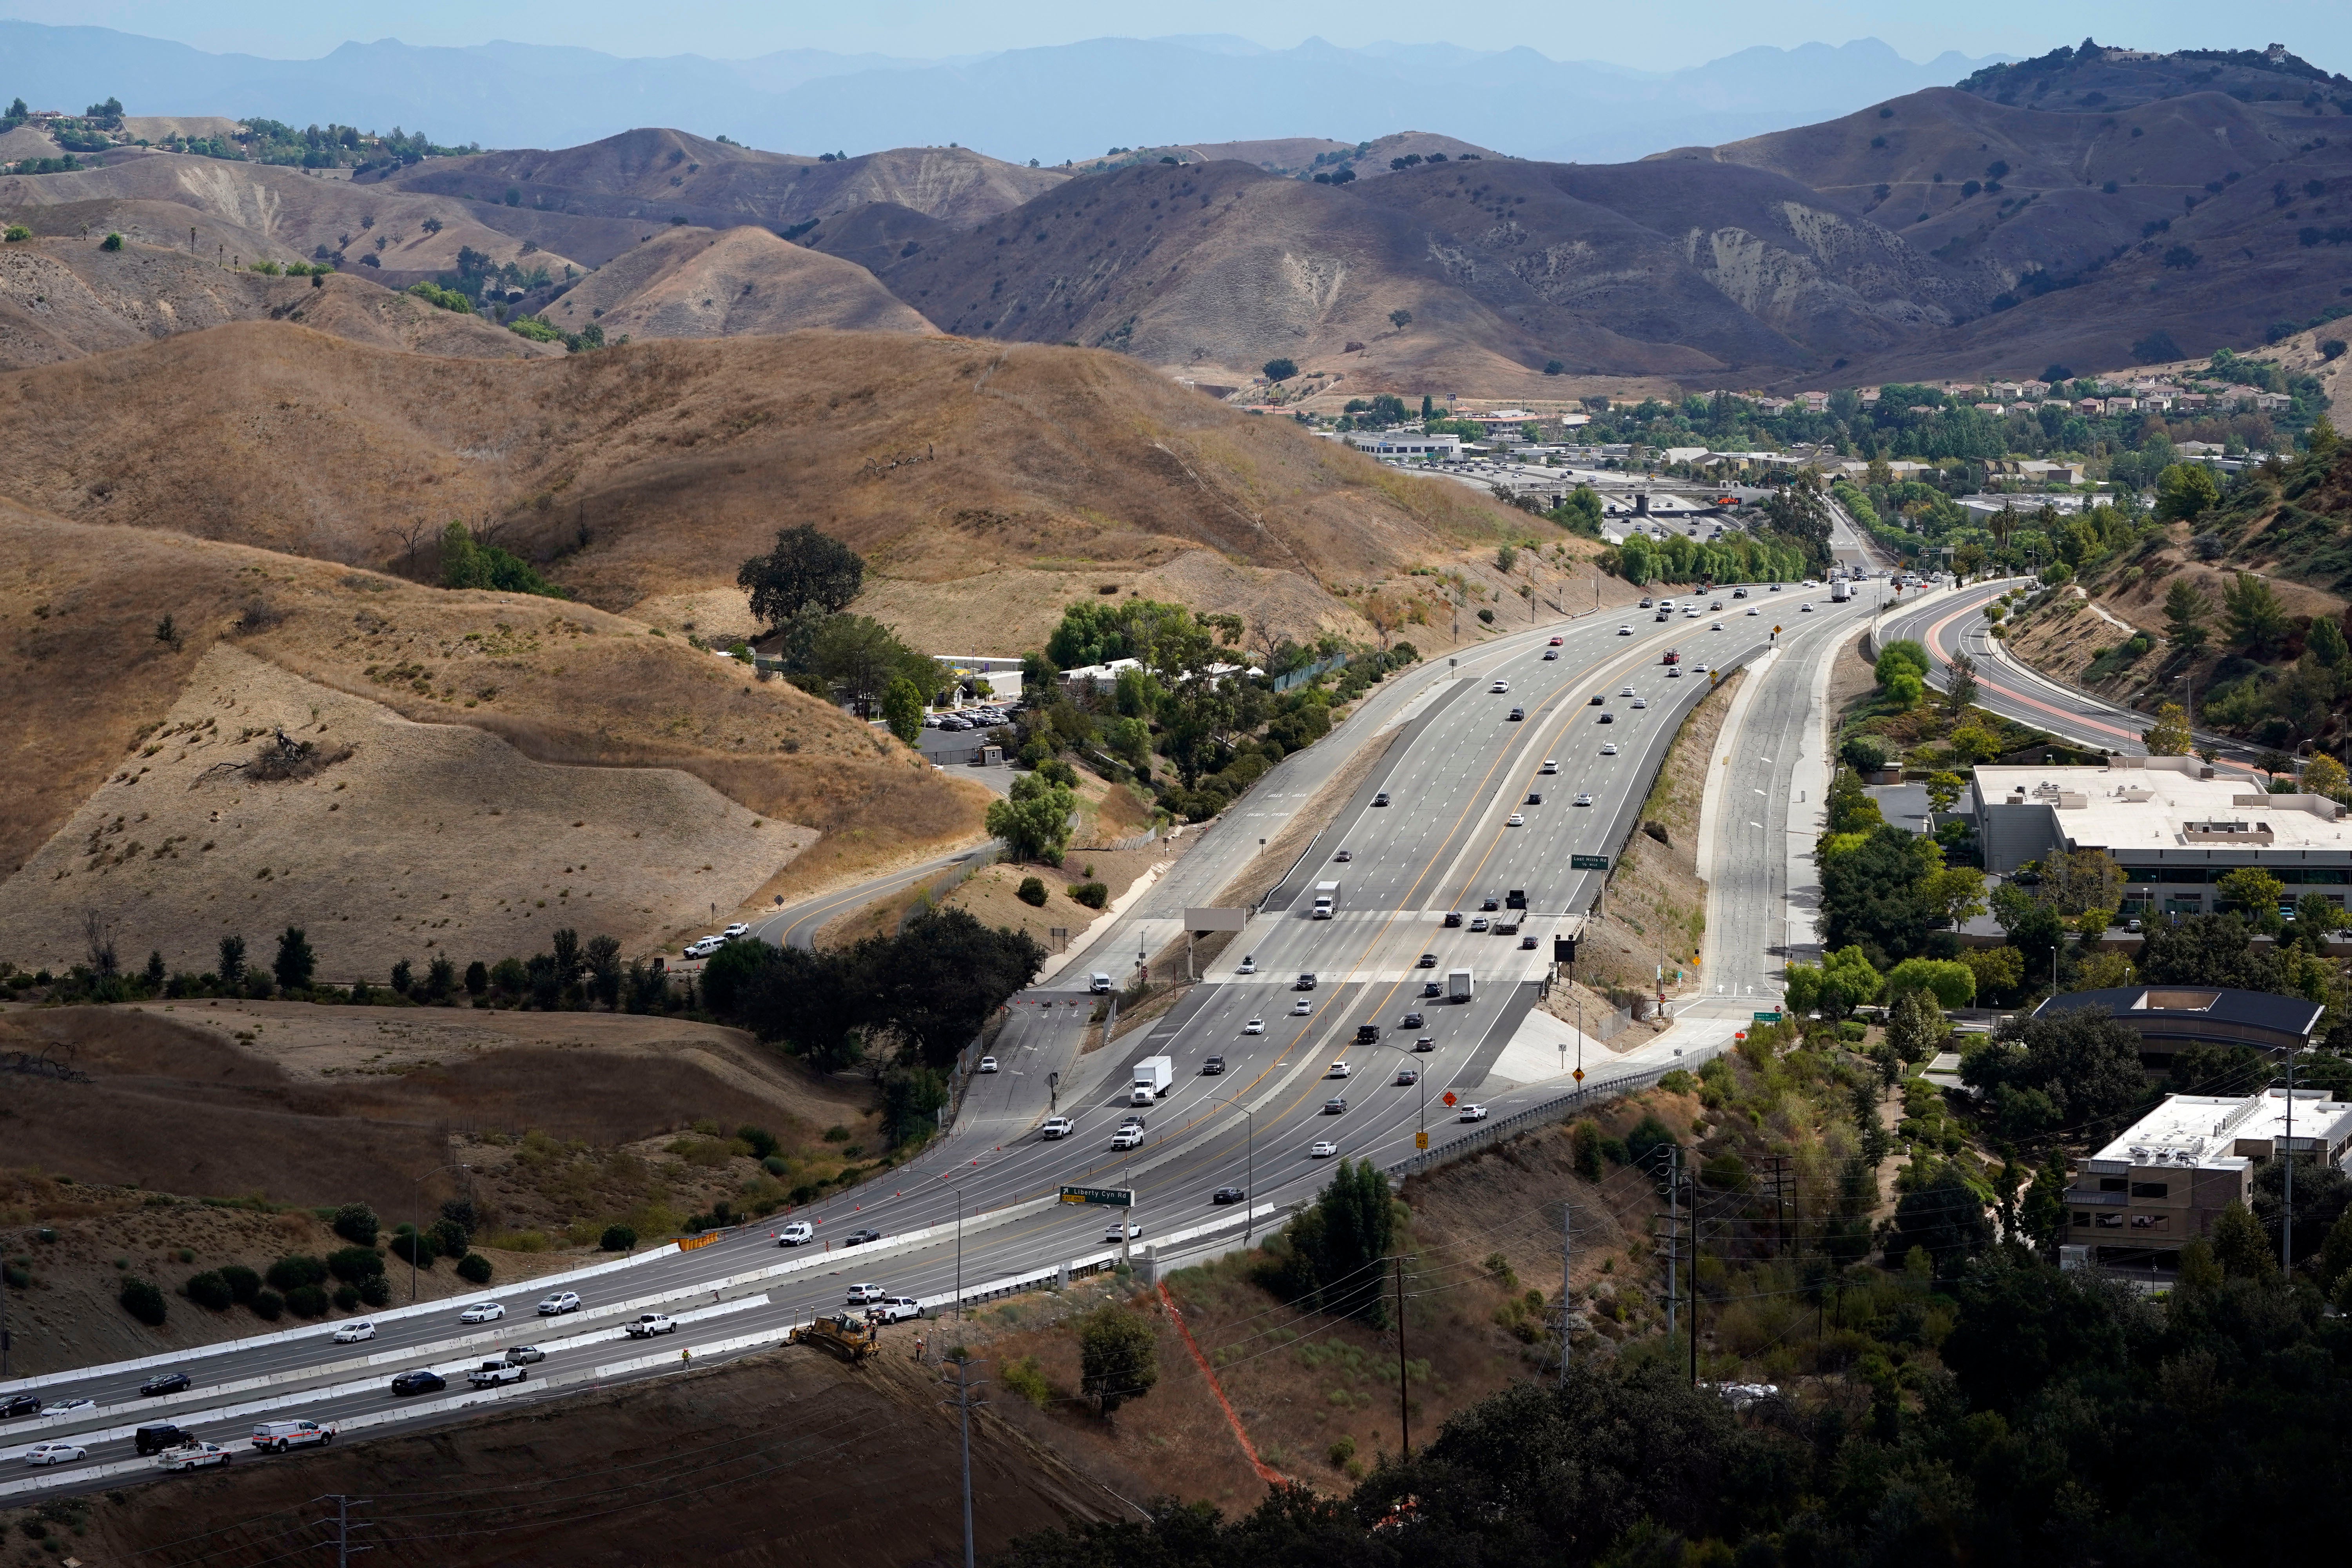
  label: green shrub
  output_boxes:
[737,1124,780,1160]
[1570,1121,1603,1181]
[427,1217,471,1259]
[1067,881,1109,909]
[600,1224,637,1252]
[284,1283,329,1318]
[1001,1354,1053,1408]
[120,1278,167,1326]
[388,1229,439,1268]
[1624,1113,1676,1170]
[251,1288,285,1321]
[327,1246,384,1284]
[405,279,475,313]
[456,1252,493,1285]
[332,1285,360,1311]
[100,231,124,251]
[265,1254,327,1292]
[358,1275,393,1307]
[185,1270,234,1311]
[220,1264,261,1304]
[1016,876,1048,907]
[3,224,31,242]
[762,1154,789,1176]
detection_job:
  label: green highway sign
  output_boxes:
[1059,1185,1133,1208]
[1570,854,1610,871]
[1753,1011,1783,1024]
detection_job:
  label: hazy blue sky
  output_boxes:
[4,0,2346,70]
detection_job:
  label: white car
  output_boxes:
[535,1292,582,1316]
[1111,1127,1143,1150]
[871,1296,925,1323]
[1619,685,1634,697]
[1243,1018,1265,1035]
[976,1055,999,1073]
[156,1442,233,1472]
[1693,664,1709,674]
[1236,956,1258,975]
[623,1314,678,1338]
[1489,679,1510,693]
[22,1441,84,1467]
[720,922,749,939]
[1600,742,1618,756]
[1746,606,1759,615]
[1574,792,1594,806]
[1617,625,1633,635]
[332,1320,376,1344]
[1506,813,1525,826]
[846,1283,886,1305]
[1458,1104,1490,1122]
[1667,665,1684,677]
[1309,1140,1339,1158]
[1327,1060,1351,1078]
[683,936,721,958]
[43,1397,94,1418]
[1041,1116,1074,1139]
[1539,759,1558,774]
[1291,999,1312,1016]
[1631,697,1648,709]
[777,1221,815,1247]
[1800,602,1814,612]
[459,1302,505,1324]
[1103,1221,1143,1244]
[466,1359,527,1387]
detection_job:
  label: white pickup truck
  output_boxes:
[623,1313,680,1339]
[466,1359,528,1387]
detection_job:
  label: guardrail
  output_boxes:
[1385,1051,1723,1179]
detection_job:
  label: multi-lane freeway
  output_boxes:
[0,579,1891,1499]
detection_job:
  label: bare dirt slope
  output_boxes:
[540,224,935,342]
[0,322,1525,648]
[380,127,1070,232]
[0,234,562,368]
[0,505,986,924]
[0,641,809,979]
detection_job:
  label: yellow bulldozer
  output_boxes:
[787,1312,880,1363]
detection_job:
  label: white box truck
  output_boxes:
[1448,967,1474,1003]
[1830,578,1852,603]
[1312,881,1340,919]
[1130,1055,1173,1104]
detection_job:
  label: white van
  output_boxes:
[1089,972,1114,994]
[250,1420,334,1453]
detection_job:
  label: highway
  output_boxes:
[0,580,1884,1500]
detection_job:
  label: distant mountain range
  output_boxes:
[0,22,2006,165]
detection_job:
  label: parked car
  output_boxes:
[139,1372,191,1398]
[156,1441,233,1471]
[390,1369,446,1397]
[871,1297,925,1323]
[252,1419,336,1453]
[976,1055,999,1073]
[1212,1187,1248,1205]
[331,1321,377,1344]
[842,1228,883,1247]
[22,1441,83,1467]
[624,1314,678,1339]
[459,1301,505,1324]
[777,1221,814,1247]
[535,1292,582,1316]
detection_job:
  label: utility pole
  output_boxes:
[1394,1256,1410,1461]
[1689,1166,1700,1388]
[1559,1198,1572,1389]
[1662,1143,1679,1338]
[942,1360,987,1568]
[328,1495,372,1567]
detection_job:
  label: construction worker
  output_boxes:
[913,1334,926,1364]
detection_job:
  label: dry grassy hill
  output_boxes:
[379,127,1069,232]
[541,224,935,342]
[3,151,594,276]
[0,234,563,368]
[0,321,1523,651]
[0,504,987,972]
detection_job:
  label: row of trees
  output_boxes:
[738,525,946,735]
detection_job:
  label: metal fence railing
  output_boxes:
[1383,1044,1732,1181]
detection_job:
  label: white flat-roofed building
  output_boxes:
[1966,758,2350,914]
[2063,1089,2352,1269]
[1345,432,1463,461]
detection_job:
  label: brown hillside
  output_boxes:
[0,505,987,957]
[380,127,1069,232]
[541,224,935,342]
[0,234,563,368]
[1662,84,2352,376]
[797,199,953,279]
[0,321,1524,646]
[4,151,597,275]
